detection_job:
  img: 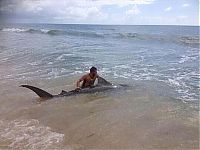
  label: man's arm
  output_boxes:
[76,75,86,89]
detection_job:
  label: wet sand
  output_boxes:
[0,76,199,150]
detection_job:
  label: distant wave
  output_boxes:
[0,27,104,37]
[1,27,199,45]
[118,33,199,46]
[116,32,139,38]
[115,32,199,45]
[179,36,199,45]
[1,28,28,32]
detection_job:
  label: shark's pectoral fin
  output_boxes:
[20,85,53,98]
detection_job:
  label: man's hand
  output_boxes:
[75,87,81,92]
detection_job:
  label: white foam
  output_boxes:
[27,62,38,66]
[168,78,180,86]
[168,68,177,71]
[113,64,130,69]
[2,28,27,33]
[0,58,8,62]
[180,36,200,44]
[40,29,50,33]
[70,70,84,75]
[0,119,64,150]
[61,68,67,73]
[56,54,74,61]
[179,55,198,63]
[48,62,53,65]
[48,68,59,77]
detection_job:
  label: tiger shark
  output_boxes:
[20,77,128,99]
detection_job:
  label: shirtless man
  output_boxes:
[76,67,99,90]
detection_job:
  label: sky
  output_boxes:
[0,0,199,25]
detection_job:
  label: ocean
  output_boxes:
[0,24,199,149]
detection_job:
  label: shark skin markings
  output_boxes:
[20,77,128,99]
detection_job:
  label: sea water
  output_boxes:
[0,24,199,149]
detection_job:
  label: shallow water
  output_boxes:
[0,24,199,101]
[0,76,199,149]
[0,24,199,149]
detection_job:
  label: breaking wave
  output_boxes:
[0,27,104,37]
[0,27,199,45]
[1,28,28,33]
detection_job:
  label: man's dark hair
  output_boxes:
[90,66,97,72]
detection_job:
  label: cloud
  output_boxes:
[126,5,140,15]
[178,15,188,19]
[0,0,155,12]
[182,3,189,7]
[164,6,172,12]
[91,0,155,6]
[54,6,107,23]
[0,0,197,25]
[0,0,155,23]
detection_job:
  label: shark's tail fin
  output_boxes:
[20,85,53,98]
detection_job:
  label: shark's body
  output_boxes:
[21,77,126,99]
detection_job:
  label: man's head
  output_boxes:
[90,66,97,76]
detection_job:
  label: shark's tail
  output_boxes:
[20,85,53,98]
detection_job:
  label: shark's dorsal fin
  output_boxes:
[20,85,53,98]
[97,77,112,86]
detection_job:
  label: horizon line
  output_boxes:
[0,22,199,27]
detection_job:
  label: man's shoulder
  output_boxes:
[82,73,89,78]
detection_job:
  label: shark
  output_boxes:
[20,77,128,99]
